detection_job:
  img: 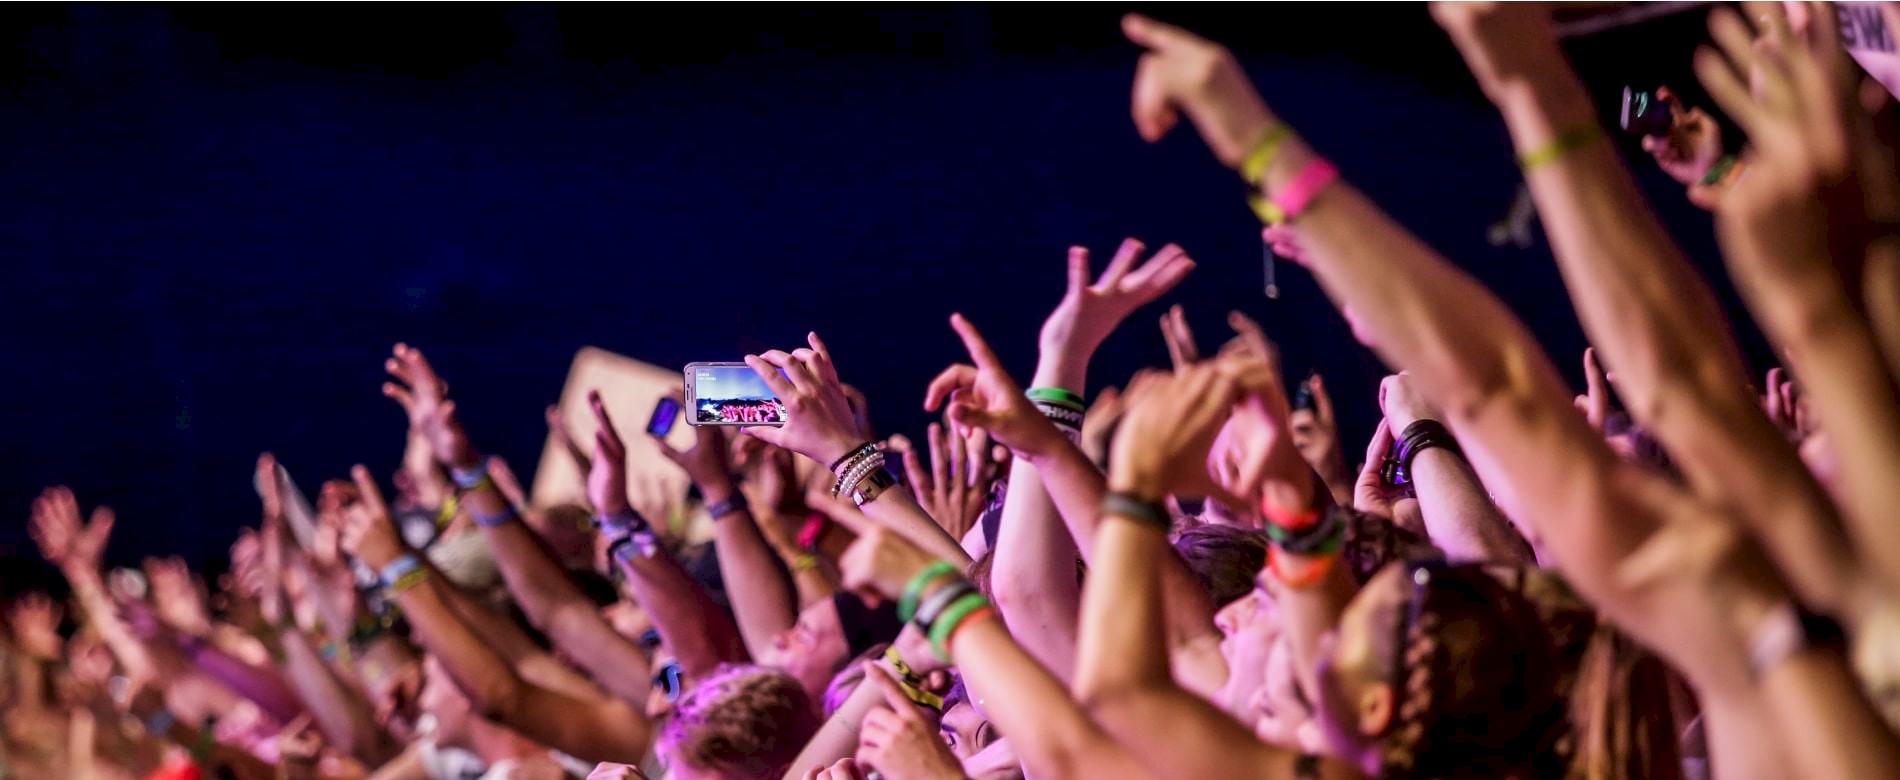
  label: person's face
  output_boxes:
[1215,586,1281,719]
[764,599,848,698]
[1316,564,1406,758]
[940,701,998,761]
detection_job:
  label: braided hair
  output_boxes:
[1376,562,1572,779]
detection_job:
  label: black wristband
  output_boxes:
[1102,492,1170,531]
[830,442,877,472]
[1396,419,1461,482]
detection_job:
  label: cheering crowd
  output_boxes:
[699,401,789,426]
[11,5,1900,779]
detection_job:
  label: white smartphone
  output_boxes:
[683,362,786,426]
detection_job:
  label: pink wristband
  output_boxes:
[1272,158,1338,222]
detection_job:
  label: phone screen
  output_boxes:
[687,363,787,426]
[648,397,681,436]
[1620,87,1673,138]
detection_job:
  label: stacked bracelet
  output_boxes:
[832,443,897,507]
[1241,123,1296,187]
[450,464,491,492]
[1027,387,1086,444]
[1393,420,1462,486]
[1263,506,1348,589]
[1250,157,1340,225]
[907,575,994,662]
[830,442,878,473]
[1102,492,1170,532]
[379,554,429,596]
[900,561,961,622]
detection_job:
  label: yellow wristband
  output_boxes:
[1517,123,1607,171]
[1241,123,1295,185]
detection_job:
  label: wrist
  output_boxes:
[1032,350,1091,394]
[698,480,739,507]
[1106,471,1167,503]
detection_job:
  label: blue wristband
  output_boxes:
[594,510,649,537]
[450,465,490,490]
[378,554,423,591]
[471,507,516,528]
[145,708,177,736]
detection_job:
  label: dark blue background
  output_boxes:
[0,4,1756,576]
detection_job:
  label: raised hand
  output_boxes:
[924,314,1064,458]
[383,343,478,468]
[1079,383,1129,465]
[7,592,65,661]
[1699,3,1900,269]
[835,516,944,607]
[1108,365,1245,502]
[144,556,214,638]
[1378,372,1443,434]
[486,456,531,512]
[649,397,738,500]
[1641,86,1727,186]
[903,417,999,542]
[337,465,406,571]
[1160,304,1200,371]
[1041,240,1195,364]
[29,487,115,572]
[1289,373,1345,492]
[742,332,864,467]
[1573,347,1611,432]
[1429,3,1564,101]
[1123,13,1275,168]
[857,666,965,780]
[586,390,634,517]
[1352,420,1407,520]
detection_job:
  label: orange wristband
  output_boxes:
[945,605,997,659]
[1268,547,1338,589]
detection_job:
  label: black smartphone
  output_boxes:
[1292,376,1317,413]
[647,397,681,437]
[1620,87,1673,138]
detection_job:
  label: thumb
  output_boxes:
[946,402,1000,439]
[1131,55,1182,143]
[742,425,786,449]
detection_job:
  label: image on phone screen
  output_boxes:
[648,397,682,436]
[686,363,787,425]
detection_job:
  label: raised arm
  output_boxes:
[381,344,656,703]
[1120,11,1794,773]
[338,465,652,765]
[1377,374,1530,564]
[926,314,1227,691]
[1696,3,1900,597]
[654,412,800,663]
[987,239,1194,682]
[835,516,1146,780]
[1433,4,1870,620]
[1073,366,1357,780]
[744,332,971,566]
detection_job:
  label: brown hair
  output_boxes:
[1170,524,1270,608]
[659,664,819,779]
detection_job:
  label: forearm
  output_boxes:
[1408,449,1530,564]
[181,637,307,725]
[1025,441,1217,650]
[992,457,1083,682]
[1731,248,1900,595]
[954,619,1132,780]
[62,564,156,679]
[1498,64,1751,427]
[1073,518,1172,704]
[780,669,885,779]
[1280,564,1357,715]
[709,494,800,660]
[615,549,747,678]
[277,627,396,763]
[390,565,528,717]
[475,512,653,702]
[861,487,974,566]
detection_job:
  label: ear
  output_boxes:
[1358,683,1395,737]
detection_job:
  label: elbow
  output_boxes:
[1072,675,1146,725]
